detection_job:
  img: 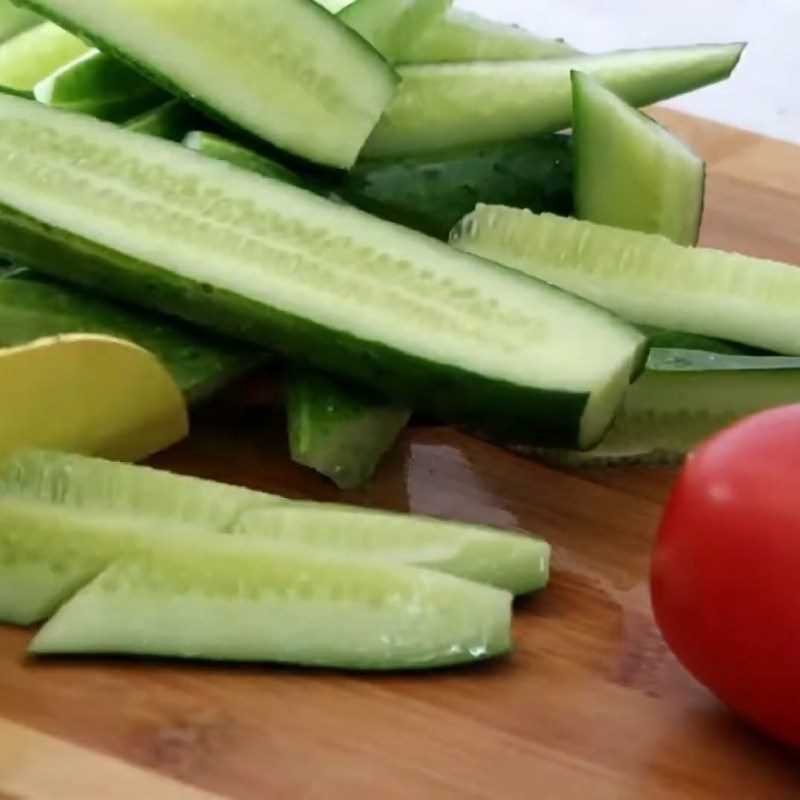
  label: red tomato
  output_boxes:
[651,404,800,751]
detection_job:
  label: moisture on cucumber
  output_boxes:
[363,43,744,158]
[0,21,89,91]
[343,136,573,240]
[401,9,579,63]
[287,370,411,490]
[572,71,705,246]
[535,350,800,466]
[34,50,169,122]
[339,0,451,62]
[30,536,514,670]
[1,449,552,596]
[452,208,800,356]
[0,271,262,403]
[0,95,646,448]
[18,0,398,168]
[0,1,39,43]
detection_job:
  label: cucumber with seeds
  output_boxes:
[0,2,39,42]
[0,449,551,596]
[18,0,398,168]
[30,536,513,670]
[572,71,705,245]
[0,95,645,448]
[339,0,451,62]
[402,9,578,63]
[0,21,89,90]
[287,370,411,490]
[363,43,744,158]
[536,350,800,466]
[452,208,800,356]
[126,101,207,140]
[0,271,262,403]
[35,50,169,122]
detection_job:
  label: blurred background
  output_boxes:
[465,0,800,144]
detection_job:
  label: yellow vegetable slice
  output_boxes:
[0,334,188,461]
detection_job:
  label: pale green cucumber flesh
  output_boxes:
[0,449,283,531]
[401,9,578,63]
[1,449,551,595]
[0,271,261,402]
[31,538,513,670]
[0,21,90,90]
[536,349,800,466]
[236,505,549,595]
[452,208,800,356]
[17,0,398,168]
[364,43,744,158]
[183,131,312,190]
[287,370,411,490]
[125,101,208,141]
[572,71,705,246]
[0,95,646,448]
[339,0,451,62]
[0,1,40,42]
[34,50,169,122]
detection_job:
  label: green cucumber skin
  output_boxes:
[17,0,398,169]
[537,349,800,466]
[636,325,759,355]
[344,136,573,241]
[364,44,744,159]
[572,71,705,246]
[0,271,262,402]
[287,369,411,490]
[35,50,169,123]
[0,199,597,450]
[125,101,209,141]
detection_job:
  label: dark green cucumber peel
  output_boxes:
[0,271,263,403]
[34,50,169,122]
[126,101,212,141]
[30,536,514,670]
[16,0,399,169]
[344,136,573,240]
[0,96,646,449]
[534,349,800,466]
[287,370,411,490]
[0,449,551,597]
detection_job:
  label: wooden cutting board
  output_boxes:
[1,110,799,800]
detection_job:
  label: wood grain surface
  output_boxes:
[1,110,799,799]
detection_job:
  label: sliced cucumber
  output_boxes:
[31,536,513,670]
[287,370,411,490]
[401,9,578,63]
[0,449,282,532]
[0,95,646,448]
[0,448,551,595]
[572,71,705,246]
[637,325,754,355]
[0,271,261,403]
[182,131,312,190]
[34,50,169,122]
[452,208,800,356]
[315,0,354,10]
[363,43,744,158]
[339,0,450,62]
[344,136,572,240]
[0,2,39,42]
[125,101,206,141]
[537,350,800,466]
[19,0,397,168]
[0,21,89,91]
[235,505,549,595]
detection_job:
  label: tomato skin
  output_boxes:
[651,404,800,751]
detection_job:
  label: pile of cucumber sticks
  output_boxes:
[0,0,799,670]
